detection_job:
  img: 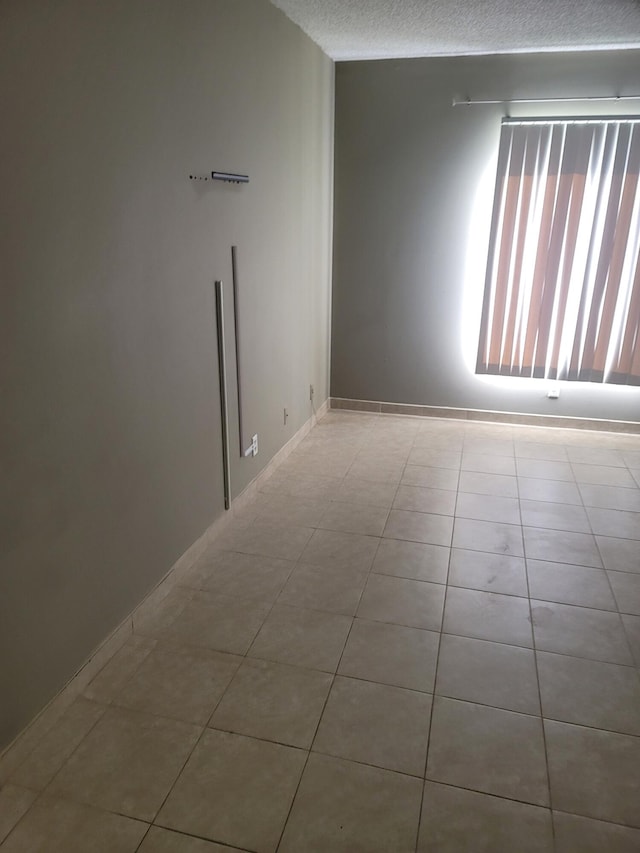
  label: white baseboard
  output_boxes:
[330,397,640,434]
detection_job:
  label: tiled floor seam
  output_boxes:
[132,566,294,848]
[518,462,557,850]
[592,520,640,663]
[272,468,383,849]
[274,578,360,852]
[415,517,455,853]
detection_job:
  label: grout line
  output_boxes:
[415,445,459,851]
[524,515,557,851]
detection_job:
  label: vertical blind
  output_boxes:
[476,119,640,385]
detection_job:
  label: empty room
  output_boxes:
[1,0,640,851]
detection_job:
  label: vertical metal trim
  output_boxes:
[215,280,231,510]
[231,246,245,456]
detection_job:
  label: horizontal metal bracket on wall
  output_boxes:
[189,172,249,183]
[212,171,249,183]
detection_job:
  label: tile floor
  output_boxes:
[1,410,640,852]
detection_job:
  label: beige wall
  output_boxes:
[0,0,333,748]
[332,51,640,422]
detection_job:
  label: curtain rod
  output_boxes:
[452,94,640,107]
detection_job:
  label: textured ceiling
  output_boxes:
[269,0,640,60]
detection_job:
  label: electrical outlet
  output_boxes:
[547,387,560,399]
[251,434,258,456]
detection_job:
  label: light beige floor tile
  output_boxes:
[250,493,329,527]
[463,438,515,457]
[371,538,449,583]
[413,432,464,451]
[401,465,459,490]
[531,600,632,664]
[553,811,640,853]
[137,826,236,852]
[299,528,379,573]
[520,500,590,533]
[383,509,453,547]
[622,614,640,666]
[407,448,461,469]
[0,785,37,845]
[278,753,422,853]
[453,517,524,557]
[10,698,106,790]
[418,782,553,853]
[277,563,367,616]
[597,536,640,573]
[334,477,398,507]
[294,446,358,466]
[527,560,616,610]
[248,604,352,671]
[511,426,567,444]
[571,464,637,487]
[281,457,352,479]
[587,507,640,540]
[313,676,430,776]
[47,706,201,821]
[83,636,156,704]
[355,460,409,481]
[209,658,332,748]
[537,651,640,735]
[545,719,640,828]
[461,453,516,476]
[393,485,456,516]
[608,570,640,615]
[455,492,521,524]
[420,420,465,437]
[579,483,640,512]
[318,501,389,536]
[363,445,412,461]
[357,574,445,631]
[214,521,313,561]
[114,643,240,725]
[347,459,405,483]
[463,423,514,439]
[523,527,602,568]
[259,473,341,500]
[338,618,439,692]
[436,634,539,714]
[448,549,528,596]
[181,551,293,602]
[443,587,533,647]
[567,446,626,466]
[623,450,640,468]
[426,697,548,805]
[517,459,575,481]
[158,591,271,655]
[517,477,581,504]
[133,586,194,636]
[458,470,518,498]
[157,730,305,853]
[515,441,569,461]
[0,795,147,853]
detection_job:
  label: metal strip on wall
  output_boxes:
[215,280,231,510]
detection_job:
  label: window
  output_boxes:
[476,119,640,385]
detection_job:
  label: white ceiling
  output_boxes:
[269,0,640,61]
